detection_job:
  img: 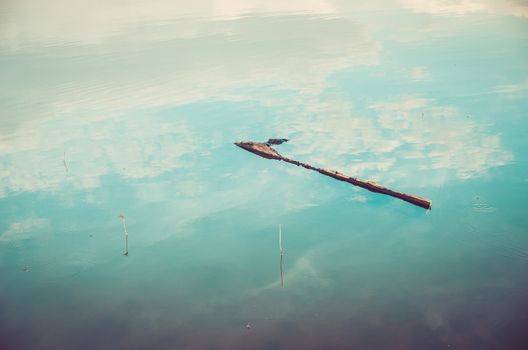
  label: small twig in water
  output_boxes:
[119,214,129,256]
[279,224,284,287]
[63,150,69,172]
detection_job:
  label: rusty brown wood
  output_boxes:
[235,141,432,210]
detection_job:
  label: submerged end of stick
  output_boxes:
[235,141,282,160]
[414,197,432,210]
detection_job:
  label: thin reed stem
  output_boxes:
[63,150,69,172]
[279,224,284,287]
[119,214,129,256]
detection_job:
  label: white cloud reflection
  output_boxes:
[0,0,516,200]
[281,96,513,187]
[0,217,49,242]
[410,67,432,81]
[401,0,528,17]
[492,80,528,99]
[249,251,330,294]
[0,4,381,198]
[0,0,338,49]
[0,116,197,197]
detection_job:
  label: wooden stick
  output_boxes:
[235,141,432,210]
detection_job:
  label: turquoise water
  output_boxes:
[1,1,527,349]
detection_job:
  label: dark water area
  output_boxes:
[1,0,528,349]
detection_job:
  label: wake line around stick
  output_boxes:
[235,139,432,210]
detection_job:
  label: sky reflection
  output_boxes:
[1,1,528,349]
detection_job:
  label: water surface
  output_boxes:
[1,1,528,349]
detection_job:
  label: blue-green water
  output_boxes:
[1,1,527,349]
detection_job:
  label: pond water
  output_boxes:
[1,1,527,349]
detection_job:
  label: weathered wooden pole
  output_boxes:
[235,141,432,210]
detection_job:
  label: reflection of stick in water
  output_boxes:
[119,214,129,256]
[63,150,69,172]
[279,224,284,287]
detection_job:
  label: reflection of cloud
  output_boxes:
[7,15,378,115]
[0,217,49,242]
[0,116,197,197]
[373,96,513,181]
[401,0,486,15]
[0,0,337,48]
[0,9,381,151]
[401,0,528,17]
[135,165,340,244]
[0,1,517,199]
[0,5,381,197]
[492,81,528,99]
[350,194,368,203]
[284,96,512,187]
[410,67,431,81]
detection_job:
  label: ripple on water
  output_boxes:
[472,196,496,213]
